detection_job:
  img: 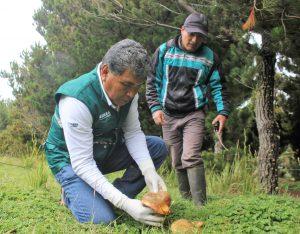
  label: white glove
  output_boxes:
[122,198,165,226]
[143,168,167,192]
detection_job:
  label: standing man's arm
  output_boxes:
[146,45,166,125]
[208,54,230,132]
[122,94,167,192]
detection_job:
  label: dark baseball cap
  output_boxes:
[183,13,208,38]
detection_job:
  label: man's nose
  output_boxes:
[191,35,198,43]
[126,88,138,99]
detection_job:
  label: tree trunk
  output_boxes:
[255,34,279,194]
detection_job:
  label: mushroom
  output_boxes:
[170,219,204,233]
[141,191,171,215]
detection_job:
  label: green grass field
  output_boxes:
[0,155,299,233]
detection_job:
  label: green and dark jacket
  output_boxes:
[146,35,229,117]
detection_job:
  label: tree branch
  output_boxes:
[156,3,182,15]
[281,9,287,39]
[234,77,255,90]
[82,7,180,30]
[177,0,197,13]
[285,13,300,19]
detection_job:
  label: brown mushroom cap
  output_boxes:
[141,191,171,215]
[170,219,204,233]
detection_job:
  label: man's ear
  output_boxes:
[100,64,109,80]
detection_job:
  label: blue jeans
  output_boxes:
[54,136,168,224]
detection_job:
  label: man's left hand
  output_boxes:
[143,168,167,192]
[212,114,228,133]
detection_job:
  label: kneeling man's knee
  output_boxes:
[75,209,116,224]
[92,212,116,224]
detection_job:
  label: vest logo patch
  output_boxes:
[99,111,112,120]
[69,122,78,127]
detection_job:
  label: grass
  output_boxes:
[0,152,300,233]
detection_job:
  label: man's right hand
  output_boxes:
[122,198,165,226]
[152,110,165,125]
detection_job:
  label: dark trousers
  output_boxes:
[162,110,205,169]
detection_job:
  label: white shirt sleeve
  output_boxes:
[58,96,128,209]
[122,94,155,174]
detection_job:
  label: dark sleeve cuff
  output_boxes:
[218,110,229,117]
[150,105,162,114]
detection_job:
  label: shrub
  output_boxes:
[24,138,49,189]
[204,143,260,195]
[279,145,300,181]
[26,159,49,189]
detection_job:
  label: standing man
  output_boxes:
[45,39,168,226]
[146,13,229,207]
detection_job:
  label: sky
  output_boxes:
[0,0,45,100]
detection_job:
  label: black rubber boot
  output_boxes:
[187,164,207,207]
[175,169,191,199]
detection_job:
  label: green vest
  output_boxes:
[45,66,132,174]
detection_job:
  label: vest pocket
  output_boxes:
[93,128,121,163]
[93,140,115,162]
